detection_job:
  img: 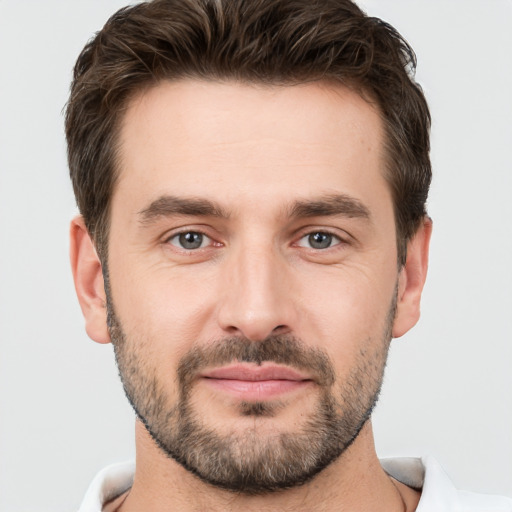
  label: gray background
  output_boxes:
[0,1,511,510]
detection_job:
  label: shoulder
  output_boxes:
[77,461,135,512]
[381,456,512,512]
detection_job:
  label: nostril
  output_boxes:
[225,325,242,335]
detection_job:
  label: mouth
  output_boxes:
[199,363,314,401]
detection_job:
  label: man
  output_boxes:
[66,0,511,511]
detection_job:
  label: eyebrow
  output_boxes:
[287,194,371,221]
[138,195,230,224]
[138,193,371,225]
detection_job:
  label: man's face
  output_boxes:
[106,80,401,492]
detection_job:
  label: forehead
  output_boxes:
[115,79,388,215]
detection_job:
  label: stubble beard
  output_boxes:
[106,279,396,495]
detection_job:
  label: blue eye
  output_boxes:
[169,231,210,250]
[298,232,340,249]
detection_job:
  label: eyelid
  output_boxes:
[293,225,351,245]
[168,232,212,249]
[295,231,343,249]
[162,226,221,250]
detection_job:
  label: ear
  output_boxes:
[70,216,111,344]
[392,217,433,338]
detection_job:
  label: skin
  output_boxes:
[70,80,431,511]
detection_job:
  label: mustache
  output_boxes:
[177,334,336,388]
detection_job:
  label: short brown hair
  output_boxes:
[66,0,431,265]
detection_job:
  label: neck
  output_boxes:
[118,420,419,512]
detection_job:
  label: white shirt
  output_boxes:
[78,456,512,511]
[380,457,512,511]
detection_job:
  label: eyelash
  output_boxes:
[164,230,218,251]
[163,228,348,253]
[296,231,344,250]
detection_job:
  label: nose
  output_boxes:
[217,242,297,341]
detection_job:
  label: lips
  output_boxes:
[199,363,313,400]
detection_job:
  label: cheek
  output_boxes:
[109,262,220,361]
[296,263,397,362]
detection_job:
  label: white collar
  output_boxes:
[78,457,512,512]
